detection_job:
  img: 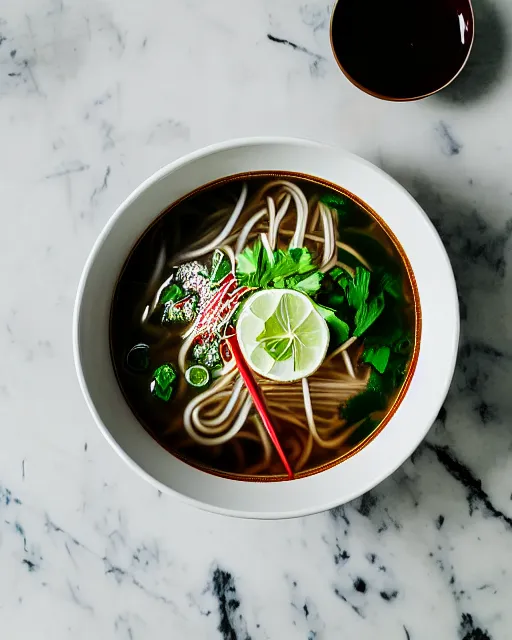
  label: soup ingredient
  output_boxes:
[126,343,150,372]
[313,303,350,348]
[185,364,210,388]
[226,332,293,479]
[160,283,185,305]
[236,289,329,382]
[150,364,177,401]
[236,238,350,342]
[210,249,232,283]
[192,339,222,370]
[165,293,198,324]
[236,240,322,295]
[192,272,249,342]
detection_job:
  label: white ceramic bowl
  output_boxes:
[73,138,459,519]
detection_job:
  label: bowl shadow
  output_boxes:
[337,166,512,528]
[435,0,508,104]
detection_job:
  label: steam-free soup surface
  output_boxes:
[111,174,417,480]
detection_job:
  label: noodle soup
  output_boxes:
[110,173,419,480]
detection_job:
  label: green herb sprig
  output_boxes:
[236,239,323,295]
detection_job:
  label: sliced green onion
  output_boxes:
[126,343,150,372]
[185,364,210,388]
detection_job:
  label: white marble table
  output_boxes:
[1,0,511,638]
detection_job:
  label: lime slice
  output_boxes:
[236,289,329,382]
[185,364,210,388]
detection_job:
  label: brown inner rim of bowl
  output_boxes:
[111,170,422,482]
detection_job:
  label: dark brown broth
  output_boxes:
[110,174,416,480]
[331,0,473,100]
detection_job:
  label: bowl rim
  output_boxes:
[73,136,459,518]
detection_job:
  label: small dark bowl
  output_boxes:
[330,0,475,101]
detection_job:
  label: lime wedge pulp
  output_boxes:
[236,289,329,382]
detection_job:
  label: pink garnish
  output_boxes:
[193,273,251,344]
[225,332,294,480]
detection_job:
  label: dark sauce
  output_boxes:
[331,0,473,99]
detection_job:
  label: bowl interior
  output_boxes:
[109,170,421,482]
[74,139,459,518]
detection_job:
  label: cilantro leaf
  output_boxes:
[236,241,322,294]
[314,303,350,347]
[366,352,409,394]
[236,238,266,287]
[379,270,402,300]
[288,271,323,295]
[289,247,314,270]
[354,293,385,337]
[341,350,410,427]
[330,266,350,287]
[347,267,370,310]
[210,249,231,283]
[320,193,346,210]
[322,193,363,227]
[362,304,404,347]
[323,291,345,309]
[160,283,185,305]
[341,389,387,424]
[260,247,315,287]
[394,335,412,354]
[362,346,390,374]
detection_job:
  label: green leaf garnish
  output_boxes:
[320,193,346,210]
[150,364,177,401]
[354,293,385,337]
[362,345,390,374]
[288,271,323,295]
[236,242,322,295]
[341,389,387,424]
[394,337,412,354]
[342,350,410,425]
[347,267,370,310]
[379,270,403,300]
[236,238,266,287]
[159,283,185,305]
[313,303,350,347]
[330,266,351,288]
[210,249,232,283]
[323,291,345,309]
[322,192,362,227]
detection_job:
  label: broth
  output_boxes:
[110,173,419,480]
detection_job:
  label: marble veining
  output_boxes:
[1,0,512,638]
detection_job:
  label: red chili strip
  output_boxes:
[225,333,294,480]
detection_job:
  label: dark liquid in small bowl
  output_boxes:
[331,0,474,100]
